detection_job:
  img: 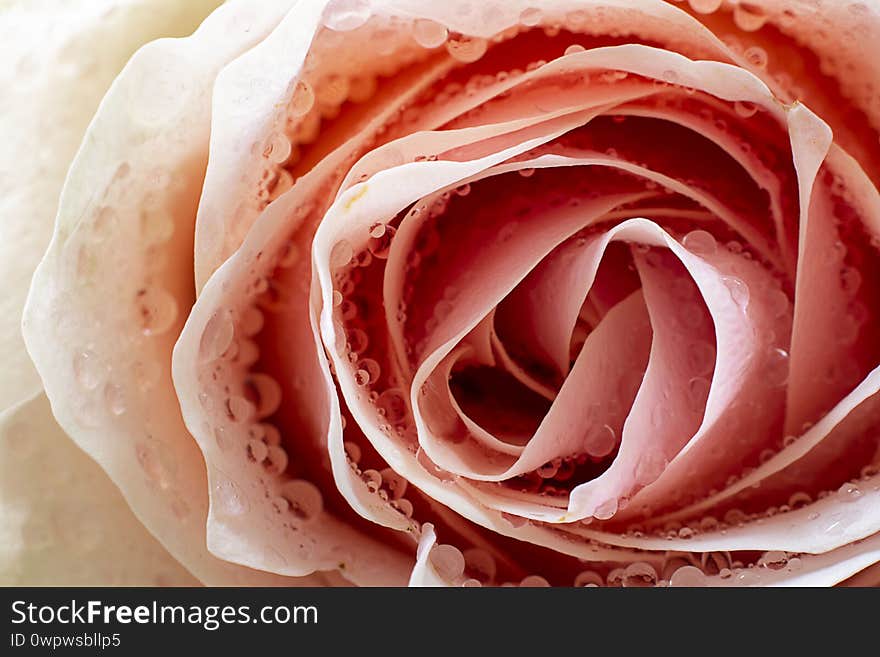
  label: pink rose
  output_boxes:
[10,0,880,586]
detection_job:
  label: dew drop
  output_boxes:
[368,225,397,259]
[564,44,586,55]
[259,446,287,478]
[344,440,362,464]
[281,479,323,520]
[593,498,618,521]
[586,424,616,457]
[381,468,408,500]
[743,45,768,69]
[788,491,812,508]
[323,0,370,31]
[226,396,256,423]
[362,468,382,493]
[519,575,550,587]
[768,288,790,319]
[330,240,354,269]
[391,498,414,517]
[623,562,658,587]
[135,287,178,336]
[103,382,126,416]
[247,438,269,463]
[766,347,790,388]
[734,100,758,118]
[733,2,768,31]
[519,7,542,26]
[376,388,408,424]
[669,565,707,586]
[574,570,603,587]
[682,229,717,256]
[73,350,102,390]
[200,310,235,361]
[316,74,350,107]
[430,544,466,581]
[446,34,488,63]
[537,460,559,479]
[412,18,448,48]
[688,0,722,13]
[290,80,315,118]
[245,373,282,418]
[518,167,536,177]
[840,266,862,295]
[838,481,862,500]
[758,550,788,569]
[722,276,750,309]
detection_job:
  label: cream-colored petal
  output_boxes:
[0,0,223,411]
[22,0,334,586]
[0,393,197,585]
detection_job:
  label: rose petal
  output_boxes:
[0,0,223,410]
[22,0,335,585]
[0,394,197,585]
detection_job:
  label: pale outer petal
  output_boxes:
[0,0,223,411]
[0,393,198,585]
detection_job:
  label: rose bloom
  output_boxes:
[3,0,880,587]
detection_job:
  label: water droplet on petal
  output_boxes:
[368,225,397,259]
[323,0,370,31]
[838,481,862,500]
[103,382,126,415]
[574,570,603,587]
[689,0,722,13]
[412,18,448,48]
[226,395,256,423]
[446,33,488,63]
[519,575,550,587]
[758,550,788,569]
[73,350,102,390]
[200,310,235,361]
[734,2,768,31]
[281,479,323,520]
[357,469,379,493]
[586,424,616,457]
[381,467,408,499]
[623,562,658,587]
[135,287,178,336]
[734,100,758,118]
[593,498,618,520]
[669,565,707,587]
[330,240,354,269]
[766,348,790,388]
[376,388,408,424]
[682,229,717,256]
[519,8,542,26]
[344,440,362,464]
[722,276,750,309]
[431,544,466,580]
